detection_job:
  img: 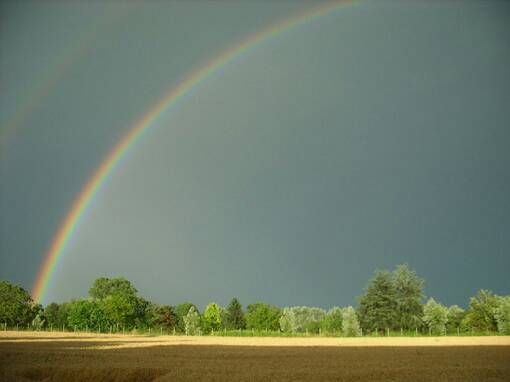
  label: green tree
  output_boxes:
[67,300,90,330]
[245,303,281,331]
[462,290,498,332]
[224,298,246,330]
[393,264,424,330]
[67,299,112,331]
[56,302,71,330]
[202,303,223,333]
[423,298,448,335]
[342,306,361,337]
[357,270,398,332]
[183,306,201,335]
[101,293,141,329]
[88,277,146,329]
[0,280,39,326]
[175,302,198,333]
[42,303,61,329]
[321,307,343,334]
[446,305,465,333]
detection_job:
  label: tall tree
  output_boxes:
[224,298,246,330]
[392,264,424,329]
[357,270,398,332]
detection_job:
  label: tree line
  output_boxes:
[1,264,509,336]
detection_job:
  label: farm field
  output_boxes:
[1,331,510,381]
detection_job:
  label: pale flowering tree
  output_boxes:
[495,296,510,335]
[183,306,200,335]
[31,313,45,330]
[342,306,360,337]
[279,308,293,333]
[423,298,448,335]
[279,306,326,333]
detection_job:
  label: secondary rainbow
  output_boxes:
[32,0,355,303]
[0,5,136,148]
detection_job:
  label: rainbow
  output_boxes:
[32,0,355,303]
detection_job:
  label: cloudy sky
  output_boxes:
[1,0,509,308]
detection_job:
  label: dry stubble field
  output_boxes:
[1,331,510,381]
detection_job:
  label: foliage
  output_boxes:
[223,298,246,330]
[494,296,510,335]
[245,303,281,331]
[202,303,223,333]
[423,298,448,335]
[279,306,326,334]
[342,306,361,337]
[446,305,465,332]
[357,270,398,332]
[462,290,499,332]
[3,271,510,337]
[321,307,343,333]
[0,280,39,326]
[183,306,201,335]
[393,264,424,329]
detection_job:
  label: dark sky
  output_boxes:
[1,0,509,309]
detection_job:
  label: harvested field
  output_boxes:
[1,331,510,381]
